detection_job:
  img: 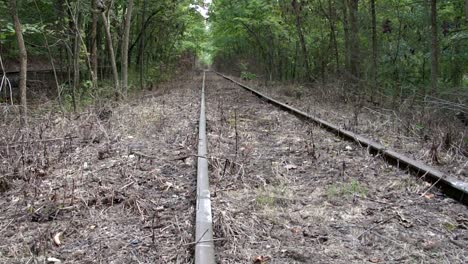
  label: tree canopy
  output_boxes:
[1,0,467,114]
[209,0,468,99]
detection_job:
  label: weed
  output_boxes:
[415,123,424,130]
[442,222,456,232]
[326,179,367,200]
[256,195,276,207]
[326,185,339,198]
[345,180,367,196]
[241,71,257,81]
[255,184,290,208]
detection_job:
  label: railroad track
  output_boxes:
[213,71,468,205]
[195,71,215,264]
[194,71,467,262]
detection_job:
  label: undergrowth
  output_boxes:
[326,179,368,200]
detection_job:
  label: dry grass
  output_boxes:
[207,73,467,263]
[0,72,201,263]
[239,77,468,182]
[1,71,466,263]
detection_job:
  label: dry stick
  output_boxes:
[356,215,396,240]
[71,179,75,206]
[135,200,144,221]
[151,213,157,246]
[0,136,77,148]
[420,173,443,198]
[234,109,238,161]
[0,53,13,105]
[0,219,14,234]
[221,159,229,179]
[184,228,226,246]
[183,238,226,246]
[131,151,158,160]
[214,158,229,197]
[355,194,394,206]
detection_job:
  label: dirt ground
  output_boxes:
[234,77,468,183]
[0,71,467,264]
[0,72,201,263]
[205,73,467,263]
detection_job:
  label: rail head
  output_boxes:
[195,71,215,264]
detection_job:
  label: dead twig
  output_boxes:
[0,136,77,148]
[356,215,396,240]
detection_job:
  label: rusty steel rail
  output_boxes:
[214,71,468,205]
[195,71,215,263]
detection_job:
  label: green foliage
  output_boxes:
[442,222,457,232]
[326,180,368,199]
[209,0,468,96]
[0,0,210,106]
[256,194,276,207]
[240,71,256,80]
[1,0,466,106]
[255,184,290,208]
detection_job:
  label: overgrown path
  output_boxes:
[0,73,201,263]
[204,72,467,263]
[1,71,467,263]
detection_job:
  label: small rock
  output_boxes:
[456,168,468,177]
[129,239,140,246]
[421,240,440,250]
[284,164,298,170]
[47,257,62,264]
[345,145,353,151]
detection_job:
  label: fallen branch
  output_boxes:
[0,136,77,148]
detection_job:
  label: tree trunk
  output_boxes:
[465,0,468,26]
[328,0,339,73]
[370,0,377,95]
[239,22,271,80]
[132,10,161,65]
[121,0,134,96]
[348,0,360,84]
[91,0,98,87]
[342,0,351,76]
[292,0,313,82]
[101,12,120,98]
[33,0,63,109]
[9,0,27,125]
[72,12,81,112]
[430,0,438,94]
[139,0,147,90]
[319,0,339,74]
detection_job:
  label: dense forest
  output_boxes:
[0,0,467,122]
[210,0,468,106]
[0,0,208,123]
